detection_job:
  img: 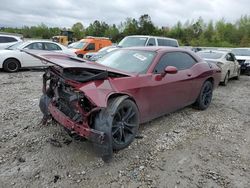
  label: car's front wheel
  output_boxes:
[3,59,20,72]
[94,97,139,162]
[222,72,229,86]
[195,81,213,110]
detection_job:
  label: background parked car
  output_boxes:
[0,34,23,49]
[84,46,118,61]
[197,50,241,85]
[68,36,112,58]
[0,40,76,72]
[231,48,250,75]
[118,35,179,48]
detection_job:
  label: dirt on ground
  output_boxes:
[0,70,249,188]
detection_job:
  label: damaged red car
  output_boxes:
[29,47,221,161]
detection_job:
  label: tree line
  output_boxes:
[1,14,249,47]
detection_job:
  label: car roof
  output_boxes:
[0,34,22,39]
[119,46,189,53]
[125,35,178,41]
[198,50,229,54]
[233,48,250,50]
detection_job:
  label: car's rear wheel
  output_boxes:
[3,59,20,72]
[222,72,229,86]
[195,81,213,110]
[235,69,241,80]
[94,97,139,162]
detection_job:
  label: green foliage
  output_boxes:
[71,22,84,40]
[0,15,250,46]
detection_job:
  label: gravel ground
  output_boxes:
[0,70,249,188]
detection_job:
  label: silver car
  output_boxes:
[197,50,241,86]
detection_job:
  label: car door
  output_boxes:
[230,53,240,76]
[225,53,236,78]
[145,51,197,120]
[44,42,62,53]
[146,38,156,46]
[21,42,44,67]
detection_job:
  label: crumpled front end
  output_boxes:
[39,66,106,144]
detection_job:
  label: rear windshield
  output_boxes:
[231,49,250,56]
[197,51,224,59]
[118,37,148,47]
[157,38,178,47]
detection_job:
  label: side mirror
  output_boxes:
[165,66,178,74]
[161,66,178,77]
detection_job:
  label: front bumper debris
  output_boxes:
[39,94,105,144]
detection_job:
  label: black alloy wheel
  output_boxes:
[195,81,213,110]
[111,100,139,150]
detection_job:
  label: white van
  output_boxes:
[118,35,179,48]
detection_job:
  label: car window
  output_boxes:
[85,43,95,51]
[157,39,178,47]
[198,51,224,59]
[226,53,234,61]
[44,43,62,51]
[68,41,87,49]
[25,42,44,50]
[97,49,156,74]
[147,38,156,46]
[231,48,250,56]
[118,37,148,47]
[0,36,18,43]
[154,52,197,73]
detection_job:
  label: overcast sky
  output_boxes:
[0,0,249,28]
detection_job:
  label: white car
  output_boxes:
[0,34,23,49]
[0,40,76,72]
[197,50,241,86]
[231,48,250,75]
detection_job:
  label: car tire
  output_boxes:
[222,72,229,86]
[246,70,250,76]
[3,59,20,72]
[94,97,139,162]
[77,54,83,58]
[235,69,241,80]
[195,81,213,110]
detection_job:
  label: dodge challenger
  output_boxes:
[26,47,221,162]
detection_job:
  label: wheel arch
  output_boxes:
[107,93,137,107]
[107,93,140,117]
[3,57,22,68]
[205,77,214,86]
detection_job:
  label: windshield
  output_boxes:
[197,51,224,59]
[6,41,25,50]
[118,37,148,47]
[96,49,156,74]
[232,49,250,56]
[68,41,86,49]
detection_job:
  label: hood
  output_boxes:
[203,58,220,63]
[68,48,79,53]
[235,56,250,61]
[22,50,133,77]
